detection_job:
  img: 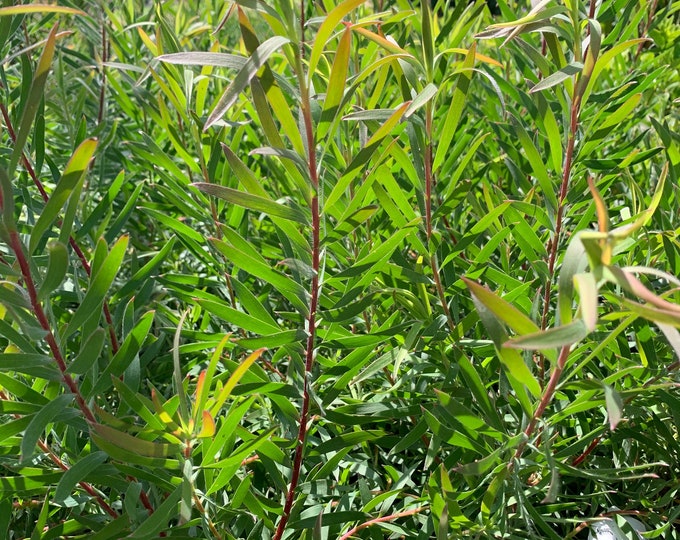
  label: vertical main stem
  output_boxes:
[424,103,456,332]
[511,345,570,464]
[8,230,97,424]
[274,5,320,536]
[539,88,581,379]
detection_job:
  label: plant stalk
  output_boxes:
[273,14,321,537]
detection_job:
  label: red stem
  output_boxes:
[512,345,570,463]
[8,230,97,423]
[273,14,320,536]
[539,81,582,382]
[339,507,426,540]
[0,102,120,354]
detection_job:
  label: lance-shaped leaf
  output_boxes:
[67,328,106,374]
[433,45,476,172]
[8,25,59,179]
[194,183,309,224]
[463,278,542,337]
[88,311,155,397]
[530,62,583,94]
[620,299,680,327]
[210,348,265,416]
[0,5,85,16]
[508,115,558,212]
[505,320,588,350]
[603,384,623,430]
[318,26,352,141]
[582,38,650,106]
[308,0,368,79]
[21,394,75,464]
[30,139,98,254]
[351,26,410,55]
[325,101,410,211]
[557,234,589,326]
[609,164,667,240]
[157,51,247,69]
[54,451,108,503]
[128,485,182,539]
[92,423,180,458]
[62,235,128,339]
[465,279,541,397]
[173,310,191,423]
[204,36,290,130]
[37,241,68,300]
[574,273,599,332]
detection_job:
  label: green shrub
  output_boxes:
[0,0,679,538]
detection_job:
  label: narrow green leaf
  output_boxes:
[620,299,680,327]
[486,0,559,29]
[63,235,128,338]
[210,348,264,416]
[67,328,106,374]
[37,241,68,300]
[420,0,435,71]
[93,423,180,458]
[0,5,85,16]
[529,62,583,93]
[194,335,230,424]
[30,139,97,253]
[0,353,59,379]
[582,38,649,106]
[8,24,58,180]
[433,45,475,172]
[194,182,309,224]
[87,516,131,540]
[180,459,192,524]
[0,281,31,310]
[89,311,155,396]
[506,320,588,350]
[157,52,247,69]
[463,278,541,336]
[499,347,542,398]
[54,451,108,503]
[610,163,667,239]
[0,473,61,495]
[318,26,352,140]
[508,115,558,212]
[481,468,508,519]
[21,394,75,464]
[603,384,623,431]
[205,36,291,130]
[111,377,167,432]
[210,238,309,313]
[128,485,182,539]
[173,310,191,423]
[114,237,176,300]
[197,298,279,334]
[404,83,438,118]
[308,0,366,79]
[574,273,598,331]
[326,102,410,211]
[351,26,410,55]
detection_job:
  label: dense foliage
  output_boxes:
[0,0,679,538]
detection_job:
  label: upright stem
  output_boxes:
[273,8,321,536]
[8,230,97,425]
[0,102,119,354]
[539,78,582,379]
[511,344,570,463]
[424,103,456,332]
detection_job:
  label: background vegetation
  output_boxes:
[0,0,679,538]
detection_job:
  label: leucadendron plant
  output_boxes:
[0,0,678,538]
